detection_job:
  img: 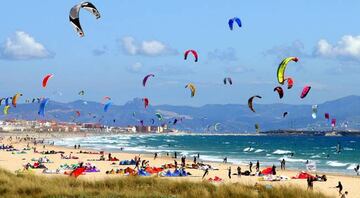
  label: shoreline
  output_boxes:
[0,132,359,197]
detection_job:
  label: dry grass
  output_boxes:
[0,169,329,198]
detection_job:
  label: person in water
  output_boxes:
[335,181,343,195]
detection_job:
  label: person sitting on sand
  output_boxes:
[335,181,343,195]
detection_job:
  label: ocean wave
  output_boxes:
[273,149,292,155]
[326,161,348,167]
[254,149,264,153]
[343,147,354,151]
[243,147,255,152]
[279,157,307,163]
[347,163,358,170]
[310,154,321,159]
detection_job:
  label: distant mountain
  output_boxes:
[1,96,360,133]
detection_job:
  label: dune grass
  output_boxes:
[0,169,329,198]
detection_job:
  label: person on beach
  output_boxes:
[74,145,77,149]
[341,191,348,198]
[154,152,158,160]
[193,156,197,164]
[223,157,227,164]
[272,164,276,175]
[197,153,200,159]
[228,166,231,179]
[256,160,260,172]
[281,158,286,170]
[249,161,253,172]
[174,151,177,159]
[108,153,112,161]
[174,160,178,168]
[354,164,359,175]
[307,177,313,190]
[78,144,80,149]
[181,156,186,167]
[237,166,241,177]
[202,167,209,179]
[335,181,343,195]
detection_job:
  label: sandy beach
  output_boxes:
[0,132,358,198]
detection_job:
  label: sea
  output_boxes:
[53,134,360,175]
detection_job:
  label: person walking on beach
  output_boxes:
[174,151,177,159]
[193,156,197,164]
[154,152,158,160]
[237,166,241,177]
[256,160,260,172]
[249,161,253,172]
[272,164,276,175]
[174,160,178,168]
[202,167,209,179]
[228,166,231,179]
[223,157,227,164]
[78,144,80,149]
[197,153,200,159]
[307,177,313,190]
[335,181,343,195]
[74,145,77,149]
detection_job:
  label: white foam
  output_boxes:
[254,149,264,153]
[326,161,348,167]
[343,147,354,151]
[273,149,292,155]
[310,155,321,159]
[243,147,255,152]
[347,163,358,170]
[279,157,307,163]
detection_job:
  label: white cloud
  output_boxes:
[264,40,309,58]
[0,31,53,60]
[207,48,238,62]
[127,62,143,73]
[120,36,177,56]
[226,65,253,74]
[315,35,360,60]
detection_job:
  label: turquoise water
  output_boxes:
[54,134,360,175]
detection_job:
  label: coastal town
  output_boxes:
[0,119,177,134]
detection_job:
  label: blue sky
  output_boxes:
[1,0,360,106]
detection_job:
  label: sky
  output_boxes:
[1,0,360,106]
